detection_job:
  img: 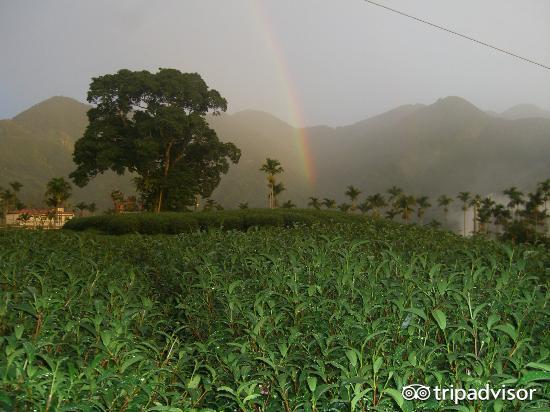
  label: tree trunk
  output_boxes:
[473,205,478,234]
[156,141,173,213]
[156,190,164,213]
[55,197,60,228]
[194,194,200,212]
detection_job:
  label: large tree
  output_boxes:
[70,68,240,212]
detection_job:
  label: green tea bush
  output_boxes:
[1,219,548,411]
[64,209,366,234]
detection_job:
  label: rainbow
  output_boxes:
[251,1,316,187]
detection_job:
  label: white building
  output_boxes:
[5,207,74,229]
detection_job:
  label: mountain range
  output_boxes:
[1,96,549,212]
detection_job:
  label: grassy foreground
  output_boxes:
[0,219,549,411]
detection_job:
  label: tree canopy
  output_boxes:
[70,68,240,212]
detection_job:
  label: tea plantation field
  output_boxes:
[1,218,549,411]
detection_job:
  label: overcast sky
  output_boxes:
[1,0,549,126]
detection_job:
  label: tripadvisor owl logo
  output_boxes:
[401,384,431,401]
[401,383,537,404]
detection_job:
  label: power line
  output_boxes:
[362,0,550,71]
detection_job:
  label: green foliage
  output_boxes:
[70,68,240,212]
[308,197,321,210]
[1,216,549,410]
[0,182,24,221]
[0,97,136,210]
[64,209,366,235]
[501,219,548,246]
[45,177,72,207]
[260,158,284,209]
[281,200,296,209]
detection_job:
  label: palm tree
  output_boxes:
[75,202,88,217]
[537,179,549,233]
[477,197,495,234]
[17,213,32,227]
[46,209,56,229]
[538,179,550,213]
[427,219,442,229]
[385,208,400,220]
[308,197,321,210]
[469,194,482,233]
[194,194,201,211]
[322,198,336,209]
[503,187,524,219]
[203,198,217,211]
[87,203,97,215]
[397,195,416,223]
[281,200,296,209]
[9,181,24,209]
[523,190,545,232]
[357,200,371,214]
[492,203,510,234]
[345,185,361,211]
[0,187,17,226]
[437,195,453,226]
[45,177,72,227]
[416,196,431,225]
[338,203,351,213]
[387,186,403,203]
[9,181,22,193]
[9,181,23,209]
[367,194,387,218]
[272,182,285,208]
[45,177,72,208]
[260,158,284,209]
[238,202,249,209]
[457,192,471,236]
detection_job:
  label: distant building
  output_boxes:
[5,207,74,229]
[113,195,141,213]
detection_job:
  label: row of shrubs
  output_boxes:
[63,209,369,234]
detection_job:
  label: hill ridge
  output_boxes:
[1,95,548,213]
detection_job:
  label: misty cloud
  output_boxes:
[1,0,549,126]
